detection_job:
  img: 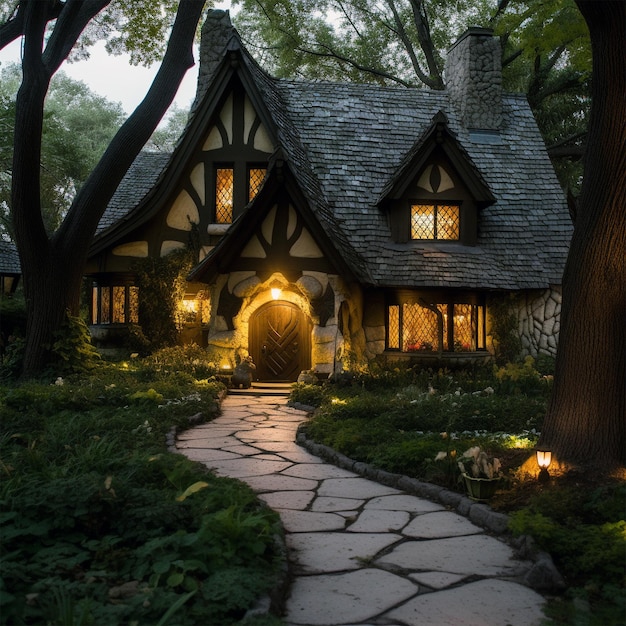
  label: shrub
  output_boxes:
[289,383,325,408]
[49,312,102,375]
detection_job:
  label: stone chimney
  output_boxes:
[190,10,237,114]
[444,27,502,131]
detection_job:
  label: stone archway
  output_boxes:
[249,300,312,382]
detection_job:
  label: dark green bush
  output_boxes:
[289,382,325,408]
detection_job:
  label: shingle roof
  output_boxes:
[0,240,20,274]
[272,80,571,290]
[96,15,572,291]
[96,151,171,236]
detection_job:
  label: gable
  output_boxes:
[89,73,278,274]
[385,147,481,245]
[378,112,495,208]
[188,161,355,284]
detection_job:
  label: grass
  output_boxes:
[0,349,284,626]
[291,360,626,625]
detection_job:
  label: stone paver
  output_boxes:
[176,394,547,626]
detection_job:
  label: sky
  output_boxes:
[0,2,233,117]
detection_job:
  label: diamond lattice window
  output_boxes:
[100,287,111,324]
[453,304,472,351]
[248,168,267,202]
[387,299,485,353]
[129,287,139,324]
[215,168,234,223]
[411,204,460,240]
[92,285,139,325]
[112,286,125,324]
[403,303,440,351]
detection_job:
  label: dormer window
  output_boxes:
[411,203,460,240]
[379,112,495,246]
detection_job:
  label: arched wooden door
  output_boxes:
[249,301,311,382]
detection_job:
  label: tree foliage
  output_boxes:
[0,63,125,239]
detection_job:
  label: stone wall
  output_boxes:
[516,287,562,358]
[444,27,502,131]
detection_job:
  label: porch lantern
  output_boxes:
[271,287,282,300]
[535,447,552,483]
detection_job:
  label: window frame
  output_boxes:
[91,282,139,326]
[385,291,486,353]
[211,162,268,225]
[409,202,461,241]
[214,164,235,224]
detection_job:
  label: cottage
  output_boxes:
[86,10,572,381]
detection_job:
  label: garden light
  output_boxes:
[536,447,552,483]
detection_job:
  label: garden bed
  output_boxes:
[0,349,285,626]
[290,361,625,625]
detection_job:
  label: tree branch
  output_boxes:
[43,0,110,75]
[0,0,62,50]
[294,42,414,87]
[384,0,436,88]
[408,0,443,89]
[58,0,207,248]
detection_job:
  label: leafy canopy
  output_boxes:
[0,63,125,239]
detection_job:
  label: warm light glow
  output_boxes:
[221,363,232,370]
[536,449,552,469]
[331,397,347,405]
[271,287,282,300]
[180,299,197,313]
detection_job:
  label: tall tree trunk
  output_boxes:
[540,1,626,469]
[11,1,206,378]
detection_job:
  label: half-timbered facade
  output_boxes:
[86,11,572,381]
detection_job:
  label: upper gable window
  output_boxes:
[411,204,460,240]
[249,167,267,202]
[213,165,267,224]
[202,83,273,225]
[215,167,234,224]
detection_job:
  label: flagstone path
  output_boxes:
[176,393,547,626]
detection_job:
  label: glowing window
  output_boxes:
[387,300,485,352]
[411,204,460,240]
[248,167,267,202]
[402,303,440,352]
[92,285,139,325]
[388,305,400,349]
[215,168,234,223]
[112,286,125,323]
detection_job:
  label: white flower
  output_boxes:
[54,377,64,386]
[462,446,481,460]
[434,451,447,461]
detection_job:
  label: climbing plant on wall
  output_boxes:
[133,249,195,351]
